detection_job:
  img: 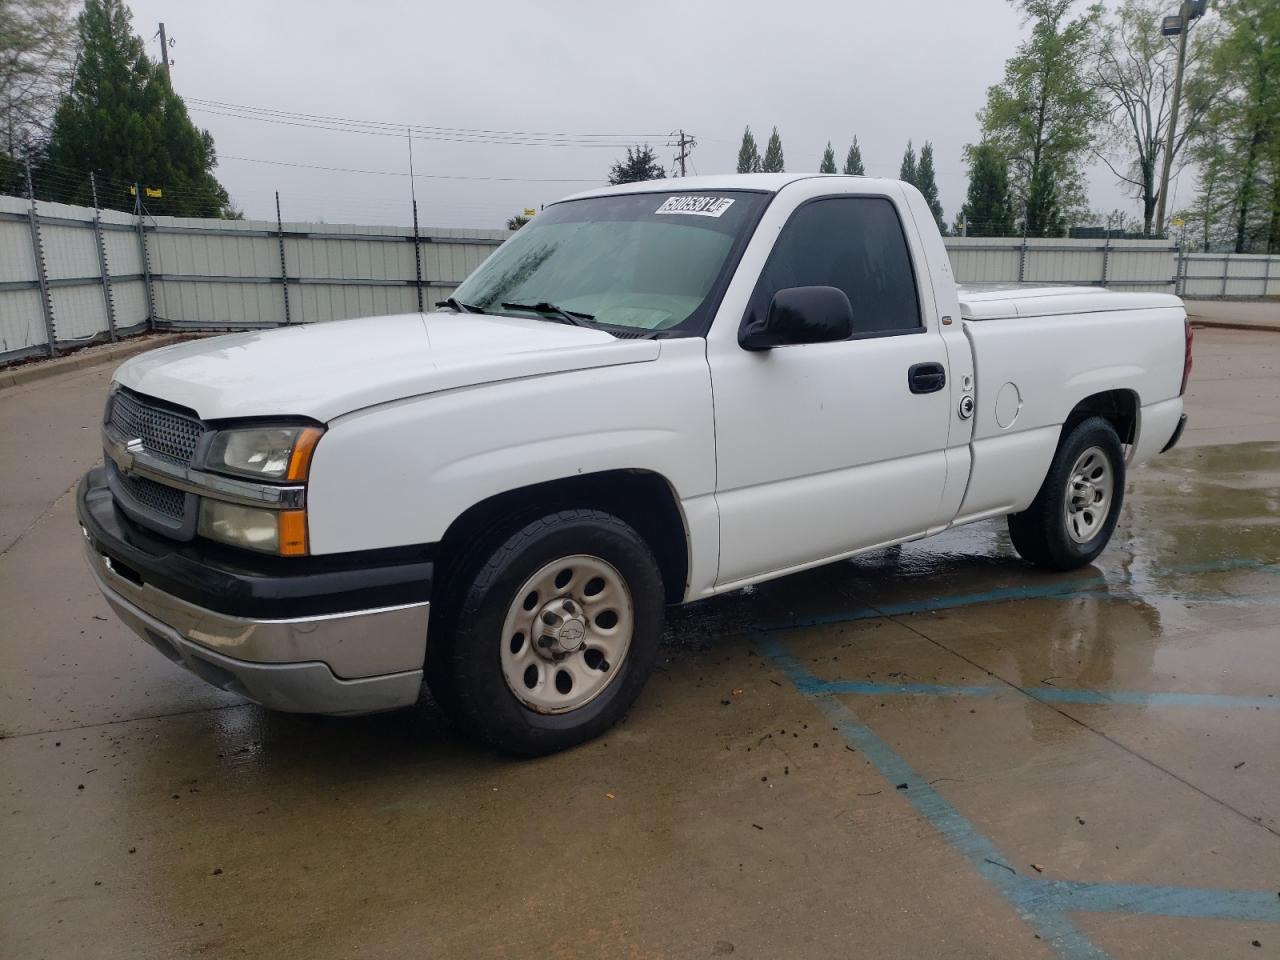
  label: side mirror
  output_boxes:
[739,285,854,351]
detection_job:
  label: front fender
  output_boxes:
[305,340,716,555]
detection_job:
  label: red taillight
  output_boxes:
[1180,319,1194,396]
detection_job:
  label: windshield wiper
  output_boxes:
[435,296,483,314]
[500,301,595,326]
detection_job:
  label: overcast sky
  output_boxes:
[119,0,1190,230]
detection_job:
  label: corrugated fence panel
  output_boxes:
[39,220,99,282]
[293,284,418,323]
[1106,241,1177,292]
[49,282,109,341]
[1182,254,1224,298]
[153,279,283,326]
[0,195,46,356]
[943,237,1022,283]
[0,288,45,356]
[111,280,148,333]
[1028,239,1105,284]
[942,238,1179,291]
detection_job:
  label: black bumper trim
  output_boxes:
[1161,414,1188,454]
[77,467,433,619]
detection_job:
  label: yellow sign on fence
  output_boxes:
[523,208,536,217]
[127,185,164,198]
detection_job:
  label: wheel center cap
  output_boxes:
[1071,479,1095,507]
[535,597,587,657]
[558,619,586,649]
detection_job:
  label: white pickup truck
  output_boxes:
[79,173,1192,754]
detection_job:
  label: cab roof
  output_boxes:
[560,173,899,203]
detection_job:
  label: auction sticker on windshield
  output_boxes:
[654,196,736,218]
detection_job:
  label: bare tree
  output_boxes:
[1,0,77,158]
[1092,0,1218,237]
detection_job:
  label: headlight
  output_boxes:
[198,500,309,556]
[205,425,323,481]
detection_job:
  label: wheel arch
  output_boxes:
[1062,389,1138,446]
[435,469,691,605]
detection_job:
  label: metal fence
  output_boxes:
[0,193,506,364]
[2,193,1278,366]
[945,236,1180,292]
[1181,252,1280,298]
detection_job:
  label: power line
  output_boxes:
[218,154,604,184]
[186,96,667,138]
[185,97,667,147]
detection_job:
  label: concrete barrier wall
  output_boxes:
[1,192,1276,366]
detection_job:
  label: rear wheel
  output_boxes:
[1007,416,1125,571]
[428,509,664,756]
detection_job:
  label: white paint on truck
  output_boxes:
[87,172,1191,752]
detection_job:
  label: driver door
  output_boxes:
[707,192,951,587]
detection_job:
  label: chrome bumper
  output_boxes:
[83,538,429,716]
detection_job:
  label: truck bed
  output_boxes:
[957,284,1182,321]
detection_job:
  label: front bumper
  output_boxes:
[78,467,433,716]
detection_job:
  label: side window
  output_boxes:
[746,196,922,337]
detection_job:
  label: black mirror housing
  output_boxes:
[739,286,854,351]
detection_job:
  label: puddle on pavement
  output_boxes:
[663,441,1280,667]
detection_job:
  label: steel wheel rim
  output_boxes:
[499,554,634,714]
[1064,445,1114,544]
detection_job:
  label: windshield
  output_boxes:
[451,190,767,334]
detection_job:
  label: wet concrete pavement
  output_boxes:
[2,328,1278,959]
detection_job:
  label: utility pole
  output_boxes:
[1154,0,1205,237]
[408,128,425,313]
[275,191,292,324]
[673,130,696,178]
[157,22,172,84]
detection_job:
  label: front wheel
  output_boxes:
[429,509,665,756]
[1007,416,1126,571]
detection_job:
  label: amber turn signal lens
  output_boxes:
[278,509,309,557]
[286,427,324,482]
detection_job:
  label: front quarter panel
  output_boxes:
[305,339,716,558]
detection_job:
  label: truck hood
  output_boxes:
[113,312,660,421]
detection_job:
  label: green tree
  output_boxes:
[1,0,76,193]
[506,213,530,231]
[916,141,945,230]
[761,126,784,173]
[957,142,1016,236]
[979,0,1102,237]
[1093,0,1219,237]
[1192,0,1280,253]
[899,140,918,186]
[819,141,837,173]
[736,126,761,173]
[843,137,865,175]
[42,0,233,216]
[1176,138,1231,250]
[608,144,666,184]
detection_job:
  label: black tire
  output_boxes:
[1007,416,1126,571]
[426,509,664,757]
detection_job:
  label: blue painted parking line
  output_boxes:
[795,677,1280,711]
[759,635,1280,960]
[1027,880,1280,923]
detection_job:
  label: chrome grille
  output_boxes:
[109,389,205,464]
[118,471,187,521]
